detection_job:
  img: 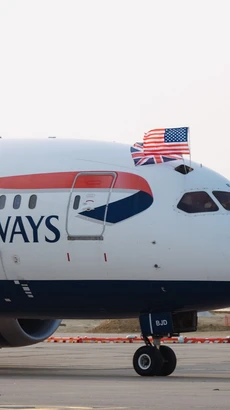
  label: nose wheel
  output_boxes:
[133,345,163,376]
[133,340,177,377]
[155,345,177,376]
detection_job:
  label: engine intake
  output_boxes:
[0,318,61,347]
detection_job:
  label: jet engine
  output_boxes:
[0,318,61,347]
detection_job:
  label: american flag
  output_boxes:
[143,127,190,155]
[130,142,182,166]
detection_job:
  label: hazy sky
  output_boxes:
[0,1,230,177]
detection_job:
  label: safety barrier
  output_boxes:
[45,336,230,344]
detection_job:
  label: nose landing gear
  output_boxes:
[133,336,177,377]
[132,311,197,377]
[132,312,181,377]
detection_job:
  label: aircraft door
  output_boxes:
[66,172,116,240]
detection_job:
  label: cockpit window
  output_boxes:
[177,191,219,213]
[213,191,230,210]
[175,165,194,175]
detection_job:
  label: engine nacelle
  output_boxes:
[0,318,61,347]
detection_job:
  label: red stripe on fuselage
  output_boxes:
[0,172,153,196]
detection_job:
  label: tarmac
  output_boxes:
[0,336,230,410]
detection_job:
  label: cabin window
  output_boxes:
[13,195,21,209]
[73,195,80,210]
[213,191,230,211]
[28,194,37,209]
[0,195,6,209]
[177,191,219,213]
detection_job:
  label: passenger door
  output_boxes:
[66,172,116,240]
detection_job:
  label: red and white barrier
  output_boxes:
[45,336,230,344]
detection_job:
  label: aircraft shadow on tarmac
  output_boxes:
[0,366,229,382]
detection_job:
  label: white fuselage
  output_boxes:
[0,138,229,318]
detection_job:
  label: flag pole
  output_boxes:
[182,126,190,174]
[188,126,192,170]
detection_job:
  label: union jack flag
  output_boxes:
[130,142,182,166]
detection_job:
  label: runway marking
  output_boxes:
[0,407,93,410]
[0,407,128,410]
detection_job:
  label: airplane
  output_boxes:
[0,137,230,377]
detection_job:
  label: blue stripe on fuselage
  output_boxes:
[80,191,153,223]
[0,280,230,318]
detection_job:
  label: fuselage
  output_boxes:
[0,138,230,319]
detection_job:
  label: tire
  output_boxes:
[155,345,177,376]
[133,346,163,376]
